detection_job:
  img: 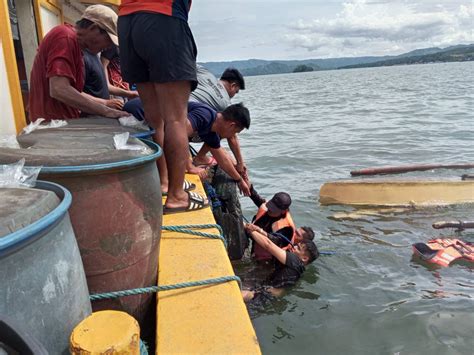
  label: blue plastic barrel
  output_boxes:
[0,136,163,332]
[0,181,91,354]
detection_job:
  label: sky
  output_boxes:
[189,0,473,62]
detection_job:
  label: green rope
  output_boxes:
[90,275,241,301]
[140,340,148,355]
[89,224,234,302]
[162,224,226,248]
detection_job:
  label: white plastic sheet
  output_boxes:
[0,135,20,149]
[0,159,41,187]
[21,118,68,134]
[118,115,149,131]
[113,132,145,151]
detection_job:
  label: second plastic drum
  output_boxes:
[0,134,162,328]
[0,181,91,354]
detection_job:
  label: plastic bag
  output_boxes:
[0,159,41,187]
[119,115,150,130]
[21,118,68,134]
[0,135,20,149]
[113,132,145,151]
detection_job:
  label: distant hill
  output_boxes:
[339,44,474,69]
[199,44,473,77]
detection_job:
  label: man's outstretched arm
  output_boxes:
[211,147,250,196]
[244,223,287,264]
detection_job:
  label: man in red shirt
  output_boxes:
[118,0,208,213]
[28,5,124,121]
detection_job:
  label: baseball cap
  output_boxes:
[220,68,245,90]
[266,192,292,212]
[81,5,118,46]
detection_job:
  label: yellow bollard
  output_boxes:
[70,310,140,354]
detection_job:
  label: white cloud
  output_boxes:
[284,0,473,57]
[190,0,472,61]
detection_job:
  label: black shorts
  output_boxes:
[118,12,197,89]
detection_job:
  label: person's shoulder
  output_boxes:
[286,251,305,271]
[188,101,217,115]
[46,24,76,39]
[41,25,78,50]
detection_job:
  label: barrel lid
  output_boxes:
[1,132,157,167]
[0,187,60,238]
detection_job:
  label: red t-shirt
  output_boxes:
[119,0,191,21]
[28,25,84,121]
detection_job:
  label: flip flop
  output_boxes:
[162,180,196,196]
[163,191,209,214]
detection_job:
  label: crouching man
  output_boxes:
[242,223,319,301]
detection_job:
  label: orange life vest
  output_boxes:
[253,203,296,260]
[412,238,474,267]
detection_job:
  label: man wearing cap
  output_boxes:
[28,5,124,121]
[248,188,297,261]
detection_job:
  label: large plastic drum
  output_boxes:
[0,181,91,354]
[0,135,163,328]
[18,116,155,141]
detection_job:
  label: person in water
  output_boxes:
[242,222,319,301]
[248,189,308,260]
[28,5,124,121]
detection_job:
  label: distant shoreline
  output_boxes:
[200,44,474,77]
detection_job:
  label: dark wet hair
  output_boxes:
[76,18,94,28]
[76,18,108,35]
[301,240,319,264]
[220,68,245,90]
[222,103,250,129]
[301,226,315,241]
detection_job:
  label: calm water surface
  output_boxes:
[231,62,474,354]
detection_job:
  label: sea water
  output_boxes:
[232,62,474,354]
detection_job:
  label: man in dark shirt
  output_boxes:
[162,101,252,213]
[184,101,251,196]
[82,49,124,112]
[242,223,319,301]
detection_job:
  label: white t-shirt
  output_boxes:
[189,65,231,111]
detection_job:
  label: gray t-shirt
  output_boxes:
[190,65,231,112]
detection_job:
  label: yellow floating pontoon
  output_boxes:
[319,178,474,206]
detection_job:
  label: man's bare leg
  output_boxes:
[154,81,194,209]
[136,83,168,193]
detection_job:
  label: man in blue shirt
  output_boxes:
[184,101,251,198]
[123,99,251,198]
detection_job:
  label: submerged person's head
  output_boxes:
[220,68,245,98]
[293,240,319,265]
[295,226,315,243]
[76,5,118,54]
[217,103,250,138]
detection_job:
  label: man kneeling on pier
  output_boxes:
[242,223,319,301]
